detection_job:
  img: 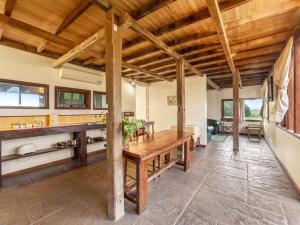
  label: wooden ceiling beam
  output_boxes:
[120,43,222,75]
[119,10,220,89]
[0,14,73,47]
[123,42,281,77]
[206,0,238,87]
[119,25,292,72]
[122,62,172,82]
[90,31,218,67]
[52,29,105,68]
[0,26,3,40]
[121,0,251,51]
[37,40,48,53]
[55,0,93,35]
[122,51,224,77]
[4,0,17,17]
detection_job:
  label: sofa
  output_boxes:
[207,119,221,135]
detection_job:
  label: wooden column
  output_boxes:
[295,32,300,134]
[232,70,240,151]
[73,130,87,165]
[287,50,295,131]
[177,57,185,136]
[0,141,2,187]
[105,9,124,220]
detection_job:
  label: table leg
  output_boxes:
[184,139,190,172]
[136,160,148,214]
[74,130,87,166]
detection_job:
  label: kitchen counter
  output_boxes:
[0,123,106,141]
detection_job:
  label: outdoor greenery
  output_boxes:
[223,99,262,120]
[224,100,233,118]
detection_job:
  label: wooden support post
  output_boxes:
[184,139,190,172]
[136,160,148,214]
[105,9,125,220]
[287,50,295,131]
[0,141,2,187]
[295,32,300,134]
[176,57,185,163]
[232,70,240,151]
[177,57,185,137]
[73,130,87,165]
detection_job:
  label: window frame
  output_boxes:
[55,86,91,110]
[221,98,263,122]
[0,78,49,109]
[93,91,108,110]
[221,99,233,121]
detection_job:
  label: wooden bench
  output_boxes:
[123,130,192,214]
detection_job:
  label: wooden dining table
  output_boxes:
[123,130,193,214]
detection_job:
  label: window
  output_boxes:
[244,99,263,121]
[0,79,48,109]
[55,86,91,109]
[93,91,108,110]
[221,98,263,121]
[222,99,233,120]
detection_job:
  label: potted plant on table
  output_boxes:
[122,118,145,147]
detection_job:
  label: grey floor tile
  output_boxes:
[194,160,247,180]
[202,173,248,202]
[247,188,285,215]
[190,189,288,225]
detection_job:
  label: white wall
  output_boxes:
[207,85,262,132]
[0,45,136,174]
[122,80,136,113]
[264,101,300,190]
[148,76,207,145]
[135,85,147,120]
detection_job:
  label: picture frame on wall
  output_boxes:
[167,96,177,106]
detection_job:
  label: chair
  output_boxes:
[247,121,263,142]
[221,120,232,134]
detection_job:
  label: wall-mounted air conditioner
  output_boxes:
[59,63,104,85]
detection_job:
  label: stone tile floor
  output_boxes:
[0,135,299,225]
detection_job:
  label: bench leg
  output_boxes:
[184,140,190,172]
[136,160,148,214]
[124,158,128,188]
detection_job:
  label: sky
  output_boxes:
[244,99,262,110]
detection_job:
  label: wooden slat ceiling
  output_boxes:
[0,0,299,89]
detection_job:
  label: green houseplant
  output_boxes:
[122,118,145,146]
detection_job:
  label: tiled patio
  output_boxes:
[0,135,299,225]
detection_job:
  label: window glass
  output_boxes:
[244,99,263,120]
[94,92,108,109]
[223,100,233,119]
[56,87,90,109]
[0,81,47,108]
[58,91,85,106]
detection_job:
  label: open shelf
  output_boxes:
[87,136,106,145]
[1,145,77,162]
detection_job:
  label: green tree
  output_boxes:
[245,104,251,117]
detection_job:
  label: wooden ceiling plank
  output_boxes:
[4,0,17,17]
[56,0,93,35]
[0,14,73,47]
[132,0,176,20]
